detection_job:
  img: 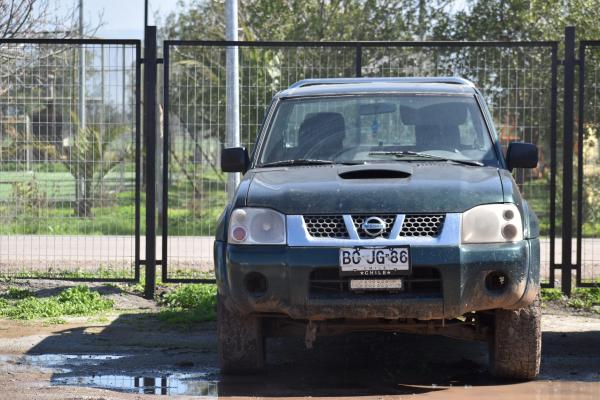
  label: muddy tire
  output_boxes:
[217,295,265,374]
[489,293,541,380]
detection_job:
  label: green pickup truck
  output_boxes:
[215,77,541,380]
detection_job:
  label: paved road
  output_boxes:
[0,235,215,274]
[1,235,599,280]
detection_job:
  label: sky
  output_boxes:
[55,0,184,39]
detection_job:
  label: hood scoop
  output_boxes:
[338,166,412,180]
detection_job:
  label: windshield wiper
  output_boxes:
[260,159,365,168]
[259,159,335,167]
[368,151,484,167]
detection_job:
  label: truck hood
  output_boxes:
[244,162,505,214]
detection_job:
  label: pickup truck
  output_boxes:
[215,77,541,380]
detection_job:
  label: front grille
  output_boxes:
[309,267,442,296]
[400,214,445,237]
[352,215,396,239]
[304,215,350,239]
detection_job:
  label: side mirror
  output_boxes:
[221,147,249,173]
[506,142,538,170]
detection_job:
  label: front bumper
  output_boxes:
[214,239,540,320]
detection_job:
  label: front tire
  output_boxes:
[217,295,265,374]
[489,293,541,380]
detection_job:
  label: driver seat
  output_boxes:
[297,112,346,159]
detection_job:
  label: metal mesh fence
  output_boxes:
[163,44,358,277]
[578,42,600,284]
[163,42,557,281]
[360,44,558,285]
[0,40,140,280]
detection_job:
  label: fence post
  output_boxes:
[144,25,158,299]
[562,26,576,296]
[355,45,362,77]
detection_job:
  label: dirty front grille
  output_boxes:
[309,267,442,296]
[399,215,445,237]
[303,215,350,239]
[352,215,396,239]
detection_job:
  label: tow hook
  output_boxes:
[305,321,317,349]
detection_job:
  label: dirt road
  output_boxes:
[0,308,599,399]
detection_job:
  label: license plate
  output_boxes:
[339,247,410,276]
[350,279,404,291]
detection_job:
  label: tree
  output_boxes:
[161,0,452,42]
[436,0,600,41]
[1,0,73,39]
[0,0,103,96]
[34,113,131,217]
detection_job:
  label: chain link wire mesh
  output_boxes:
[578,43,600,284]
[163,44,357,278]
[163,43,557,282]
[0,40,140,280]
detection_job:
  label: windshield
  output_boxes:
[259,94,498,166]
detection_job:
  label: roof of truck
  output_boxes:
[277,77,478,98]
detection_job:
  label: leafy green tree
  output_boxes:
[161,0,452,42]
[35,114,130,217]
[438,0,600,41]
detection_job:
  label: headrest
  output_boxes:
[400,102,468,126]
[299,112,345,138]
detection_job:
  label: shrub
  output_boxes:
[159,284,217,325]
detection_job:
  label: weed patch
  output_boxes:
[0,285,114,320]
[568,287,600,311]
[541,288,564,302]
[542,286,600,314]
[158,284,217,325]
[4,288,34,300]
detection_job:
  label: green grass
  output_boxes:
[567,287,600,310]
[0,285,114,320]
[542,286,600,314]
[541,288,564,302]
[0,167,227,236]
[1,267,136,281]
[158,284,217,325]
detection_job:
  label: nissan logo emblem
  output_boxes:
[362,216,387,237]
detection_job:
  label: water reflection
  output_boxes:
[15,353,219,396]
[53,373,218,396]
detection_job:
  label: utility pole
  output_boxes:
[76,0,86,216]
[225,0,240,199]
[78,0,86,130]
[144,0,149,28]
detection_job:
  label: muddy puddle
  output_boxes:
[1,317,599,398]
[7,354,219,396]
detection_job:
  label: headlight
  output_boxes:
[228,208,286,245]
[461,204,523,244]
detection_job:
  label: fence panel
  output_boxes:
[162,41,558,284]
[577,42,600,286]
[360,43,559,286]
[162,42,357,280]
[0,39,141,281]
